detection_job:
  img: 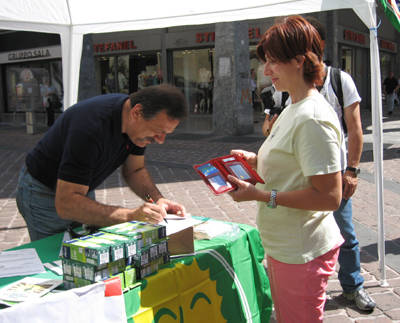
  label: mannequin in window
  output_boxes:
[197,66,212,114]
[16,68,40,112]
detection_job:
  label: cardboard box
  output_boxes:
[92,232,139,257]
[167,226,194,255]
[100,221,166,248]
[62,237,110,265]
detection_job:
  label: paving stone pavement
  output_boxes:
[0,107,399,322]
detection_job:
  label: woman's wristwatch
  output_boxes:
[267,189,278,208]
[345,166,360,177]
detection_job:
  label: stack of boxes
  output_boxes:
[61,221,169,291]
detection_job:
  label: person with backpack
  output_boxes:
[307,17,375,312]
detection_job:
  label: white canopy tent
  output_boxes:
[0,0,387,284]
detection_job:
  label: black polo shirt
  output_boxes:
[26,94,145,191]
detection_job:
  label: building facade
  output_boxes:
[0,8,399,133]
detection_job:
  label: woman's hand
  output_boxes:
[227,175,261,202]
[230,150,258,169]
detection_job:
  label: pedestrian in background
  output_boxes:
[306,16,375,312]
[383,71,399,116]
[227,15,343,322]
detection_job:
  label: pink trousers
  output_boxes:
[267,246,340,323]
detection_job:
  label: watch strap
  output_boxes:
[346,166,360,176]
[267,189,278,208]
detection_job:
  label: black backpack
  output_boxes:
[329,67,346,134]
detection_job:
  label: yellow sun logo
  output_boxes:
[133,258,225,323]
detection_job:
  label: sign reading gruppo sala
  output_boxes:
[0,46,61,64]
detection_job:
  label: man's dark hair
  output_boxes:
[305,16,326,41]
[130,84,188,120]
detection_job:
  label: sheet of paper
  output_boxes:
[165,214,204,236]
[0,248,46,278]
[0,277,63,302]
[193,220,239,240]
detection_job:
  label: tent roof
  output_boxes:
[1,0,376,34]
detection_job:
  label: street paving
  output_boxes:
[0,107,399,321]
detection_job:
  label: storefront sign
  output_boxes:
[8,49,51,61]
[93,40,137,53]
[379,39,397,52]
[0,46,61,64]
[196,28,262,43]
[248,28,262,40]
[196,32,215,43]
[343,29,366,45]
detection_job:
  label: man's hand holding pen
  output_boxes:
[131,194,187,225]
[145,193,168,224]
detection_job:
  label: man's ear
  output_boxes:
[130,104,143,120]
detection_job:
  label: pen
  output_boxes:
[145,193,168,224]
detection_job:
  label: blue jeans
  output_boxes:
[386,92,396,113]
[333,198,364,293]
[16,166,95,241]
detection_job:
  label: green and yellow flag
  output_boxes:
[380,0,400,32]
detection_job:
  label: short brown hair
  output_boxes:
[256,15,324,85]
[130,84,187,120]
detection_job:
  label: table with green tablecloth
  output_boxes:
[0,220,272,323]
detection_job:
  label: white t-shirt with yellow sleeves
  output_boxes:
[256,93,343,264]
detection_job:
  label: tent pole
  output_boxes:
[369,26,388,287]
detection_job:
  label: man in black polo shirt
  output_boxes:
[16,84,188,241]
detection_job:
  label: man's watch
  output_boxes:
[267,189,278,208]
[346,166,360,177]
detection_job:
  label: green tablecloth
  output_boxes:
[0,221,272,323]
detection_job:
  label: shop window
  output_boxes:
[341,47,353,75]
[133,52,162,91]
[4,61,62,113]
[99,56,117,94]
[172,48,214,115]
[98,52,161,95]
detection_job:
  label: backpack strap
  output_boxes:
[330,67,347,134]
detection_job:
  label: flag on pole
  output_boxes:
[379,0,400,32]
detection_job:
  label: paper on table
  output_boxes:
[0,248,46,278]
[164,214,204,236]
[193,220,239,240]
[0,277,63,302]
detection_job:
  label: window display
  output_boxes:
[98,52,161,95]
[5,61,62,113]
[172,49,214,115]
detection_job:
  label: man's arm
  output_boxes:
[343,101,363,199]
[54,154,167,226]
[122,154,187,216]
[121,154,162,202]
[55,180,140,226]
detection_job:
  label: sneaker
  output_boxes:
[343,288,376,312]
